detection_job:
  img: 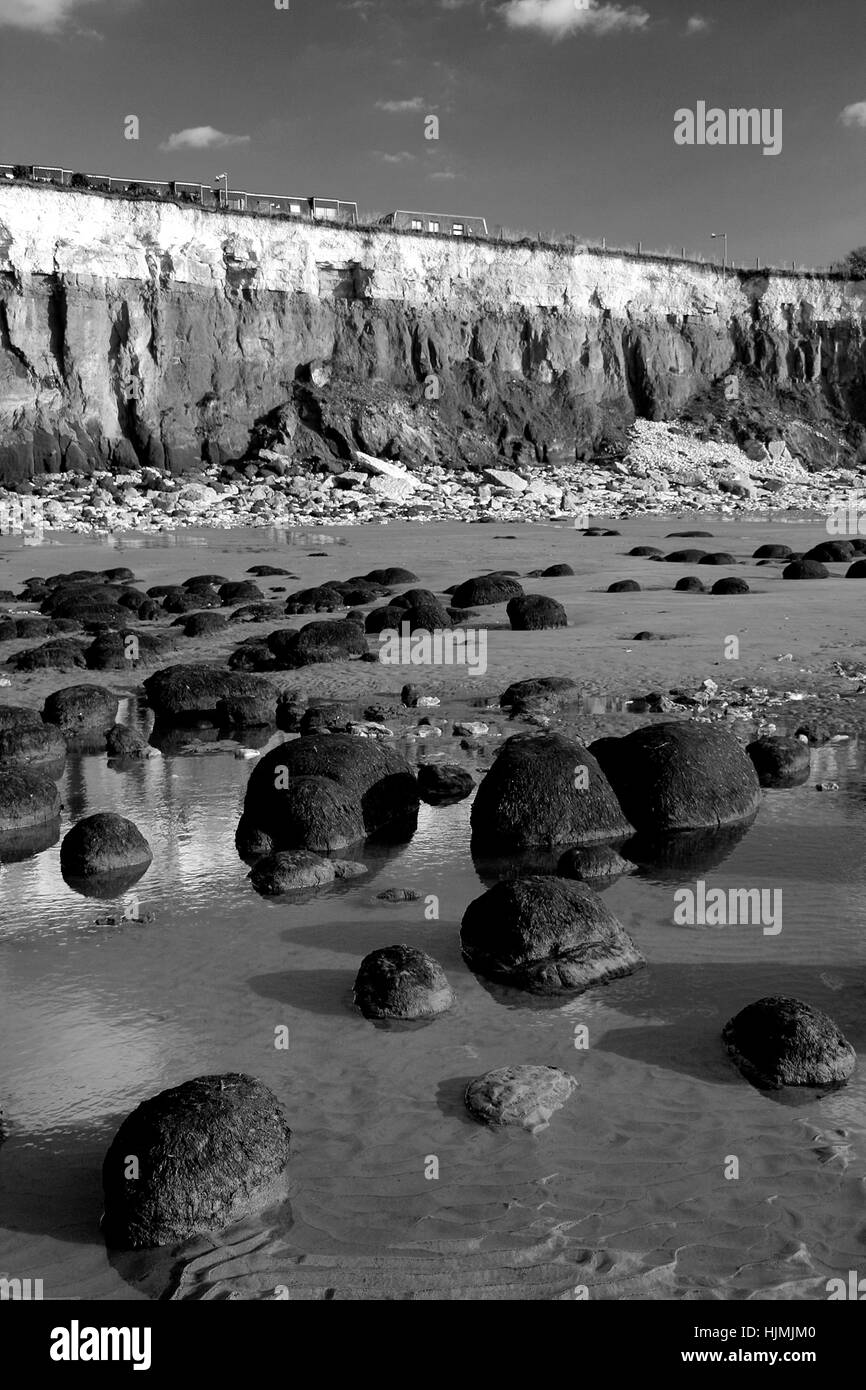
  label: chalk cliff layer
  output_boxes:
[1,186,865,482]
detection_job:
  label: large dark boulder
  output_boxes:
[267,619,366,669]
[177,611,228,638]
[284,585,344,614]
[365,604,410,635]
[628,546,663,558]
[846,560,866,579]
[106,725,149,759]
[61,812,152,879]
[675,576,706,593]
[699,552,736,566]
[664,549,707,563]
[0,766,61,831]
[607,580,640,593]
[101,1074,292,1248]
[470,732,633,849]
[85,631,178,671]
[42,685,118,735]
[163,588,220,614]
[803,541,856,564]
[746,736,811,789]
[450,574,524,607]
[353,945,454,1020]
[8,639,87,671]
[590,721,761,833]
[507,594,567,630]
[499,676,577,709]
[722,997,856,1089]
[143,664,275,724]
[219,581,265,606]
[461,876,644,995]
[239,734,419,854]
[783,559,829,579]
[365,567,418,585]
[711,577,750,595]
[753,544,792,560]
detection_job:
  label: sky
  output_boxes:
[1,0,864,267]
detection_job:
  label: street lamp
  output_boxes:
[215,172,228,207]
[710,231,728,274]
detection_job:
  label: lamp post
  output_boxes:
[710,231,728,274]
[215,172,228,207]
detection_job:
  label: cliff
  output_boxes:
[1,183,866,484]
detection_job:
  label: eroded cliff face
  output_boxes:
[1,184,865,483]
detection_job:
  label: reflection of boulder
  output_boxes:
[461,875,645,995]
[0,767,62,832]
[471,732,633,849]
[0,818,61,864]
[353,945,454,1020]
[102,1074,292,1248]
[0,720,66,775]
[591,722,760,833]
[723,997,856,1089]
[464,1065,576,1133]
[239,734,419,856]
[622,818,755,879]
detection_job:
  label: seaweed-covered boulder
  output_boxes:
[664,549,707,563]
[746,736,811,788]
[8,639,88,672]
[60,812,152,878]
[0,721,66,772]
[450,574,524,607]
[267,619,367,669]
[711,577,750,595]
[804,540,856,564]
[507,594,567,630]
[215,692,276,728]
[783,559,829,580]
[607,580,640,593]
[106,725,149,759]
[499,676,577,710]
[628,546,663,558]
[753,544,792,560]
[0,705,43,732]
[239,734,419,854]
[42,685,118,735]
[143,664,275,724]
[177,611,229,638]
[353,945,454,1020]
[365,604,412,635]
[722,997,856,1089]
[228,638,278,673]
[14,616,57,639]
[284,585,344,614]
[675,576,706,593]
[219,581,265,606]
[699,552,736,566]
[101,1074,292,1248]
[365,567,418,585]
[417,763,475,804]
[246,566,293,578]
[470,732,633,849]
[229,602,284,624]
[541,563,575,577]
[85,630,177,671]
[330,580,390,606]
[395,592,452,634]
[184,574,231,591]
[461,876,644,994]
[464,1065,576,1133]
[248,850,367,896]
[590,721,760,833]
[163,589,221,615]
[102,567,136,584]
[0,766,62,831]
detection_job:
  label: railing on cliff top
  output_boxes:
[0,163,851,281]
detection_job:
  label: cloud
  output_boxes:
[376,97,426,112]
[159,126,251,153]
[499,0,650,38]
[0,0,101,32]
[840,102,866,128]
[685,14,710,34]
[373,150,417,164]
[429,169,458,180]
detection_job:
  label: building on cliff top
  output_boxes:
[379,209,488,237]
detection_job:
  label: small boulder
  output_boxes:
[607,580,640,593]
[353,945,454,1020]
[711,577,750,595]
[507,594,567,630]
[417,763,475,803]
[451,574,524,607]
[783,559,829,580]
[746,736,811,788]
[722,997,856,1089]
[464,1065,577,1134]
[60,812,152,878]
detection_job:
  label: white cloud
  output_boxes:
[685,15,710,34]
[0,0,100,32]
[840,102,866,128]
[499,0,650,38]
[374,150,417,164]
[376,97,426,112]
[159,126,251,153]
[429,169,458,180]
